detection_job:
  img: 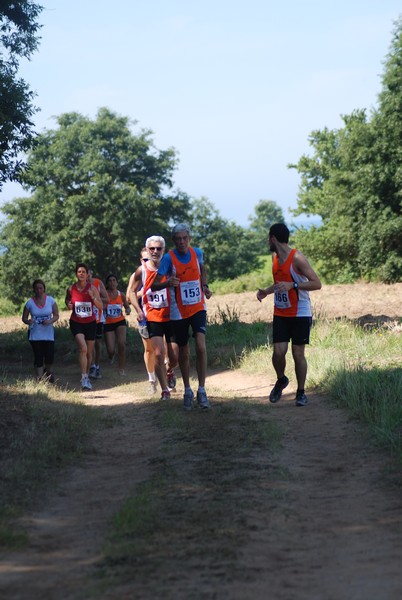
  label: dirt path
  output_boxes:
[1,369,402,599]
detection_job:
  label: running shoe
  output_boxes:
[269,376,289,403]
[148,380,158,396]
[161,390,171,401]
[183,389,194,411]
[95,366,102,379]
[295,391,308,407]
[167,368,176,391]
[81,376,92,391]
[89,364,97,379]
[196,389,210,410]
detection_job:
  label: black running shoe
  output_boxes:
[269,376,289,403]
[295,391,308,407]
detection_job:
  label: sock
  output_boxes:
[279,375,287,383]
[148,371,156,382]
[197,386,206,393]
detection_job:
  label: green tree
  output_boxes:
[188,197,261,281]
[248,199,285,247]
[289,19,402,283]
[0,108,190,303]
[0,1,43,186]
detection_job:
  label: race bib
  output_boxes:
[180,280,201,305]
[75,301,93,318]
[274,291,291,309]
[34,314,51,325]
[147,288,169,309]
[107,304,123,318]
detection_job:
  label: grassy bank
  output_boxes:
[0,377,107,548]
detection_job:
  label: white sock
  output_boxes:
[148,372,156,382]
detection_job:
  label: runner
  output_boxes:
[130,236,178,400]
[22,279,59,382]
[126,248,158,395]
[87,269,108,380]
[65,263,103,391]
[257,223,322,406]
[151,224,212,411]
[104,273,131,376]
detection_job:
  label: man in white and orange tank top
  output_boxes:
[152,223,212,411]
[257,223,321,407]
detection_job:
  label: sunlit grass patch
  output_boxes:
[0,376,107,549]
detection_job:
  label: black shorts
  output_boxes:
[147,320,175,342]
[171,311,207,347]
[273,316,312,345]
[69,319,97,341]
[95,322,104,339]
[104,320,126,333]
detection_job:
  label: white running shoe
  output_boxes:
[81,376,92,391]
[148,380,158,396]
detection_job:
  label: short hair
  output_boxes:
[269,223,289,243]
[32,278,46,291]
[145,235,165,248]
[75,262,89,274]
[172,223,191,238]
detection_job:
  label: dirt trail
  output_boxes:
[0,282,401,599]
[1,372,402,599]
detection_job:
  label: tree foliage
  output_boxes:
[0,1,43,186]
[289,19,402,283]
[188,197,262,282]
[248,199,285,247]
[0,108,190,302]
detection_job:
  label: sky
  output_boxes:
[1,0,401,227]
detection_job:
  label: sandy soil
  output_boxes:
[0,282,401,599]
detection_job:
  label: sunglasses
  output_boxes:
[148,247,163,251]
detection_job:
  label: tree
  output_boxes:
[0,1,43,187]
[289,19,402,283]
[248,199,285,247]
[0,108,190,303]
[188,197,262,282]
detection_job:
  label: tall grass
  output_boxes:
[236,314,402,460]
[0,376,107,548]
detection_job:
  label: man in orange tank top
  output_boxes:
[152,224,212,411]
[257,223,321,406]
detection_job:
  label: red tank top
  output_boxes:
[70,282,96,323]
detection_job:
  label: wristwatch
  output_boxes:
[293,282,298,290]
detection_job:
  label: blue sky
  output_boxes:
[1,0,401,226]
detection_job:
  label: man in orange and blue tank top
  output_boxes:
[152,223,212,411]
[257,223,321,407]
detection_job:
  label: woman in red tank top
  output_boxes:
[65,263,103,391]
